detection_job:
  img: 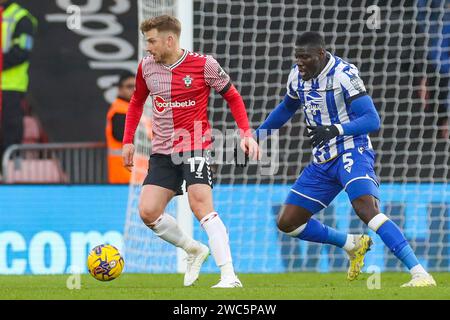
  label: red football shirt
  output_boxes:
[123,50,251,154]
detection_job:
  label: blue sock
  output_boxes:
[297,218,347,248]
[376,220,420,270]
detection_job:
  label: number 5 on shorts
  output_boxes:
[343,152,354,173]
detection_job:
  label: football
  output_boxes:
[87,244,124,281]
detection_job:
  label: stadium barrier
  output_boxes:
[1,142,107,184]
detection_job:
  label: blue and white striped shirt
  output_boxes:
[286,52,373,163]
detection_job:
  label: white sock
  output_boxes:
[410,264,428,276]
[200,212,235,278]
[220,262,235,279]
[148,213,201,255]
[343,234,357,251]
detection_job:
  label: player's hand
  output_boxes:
[122,143,135,172]
[306,125,340,149]
[240,136,261,161]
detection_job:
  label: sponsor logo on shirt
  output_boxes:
[304,91,324,115]
[153,96,196,114]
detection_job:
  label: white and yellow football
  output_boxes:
[87,244,124,281]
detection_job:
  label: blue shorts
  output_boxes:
[285,148,380,214]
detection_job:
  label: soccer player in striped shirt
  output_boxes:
[123,15,259,288]
[256,31,436,287]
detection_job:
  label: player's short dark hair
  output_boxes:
[140,15,181,37]
[295,31,325,48]
[118,71,135,87]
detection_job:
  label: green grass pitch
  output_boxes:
[1,273,449,300]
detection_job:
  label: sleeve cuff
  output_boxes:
[334,124,344,135]
[240,128,253,138]
[286,92,299,99]
[346,92,367,104]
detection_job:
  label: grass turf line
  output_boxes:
[1,273,449,300]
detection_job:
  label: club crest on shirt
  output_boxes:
[183,75,193,88]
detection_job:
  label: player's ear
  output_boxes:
[318,48,326,58]
[167,33,177,48]
[165,34,172,47]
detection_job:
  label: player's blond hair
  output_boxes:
[140,15,181,37]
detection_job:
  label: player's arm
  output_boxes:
[122,62,150,170]
[307,94,381,148]
[205,56,259,160]
[220,83,251,137]
[3,16,35,71]
[335,94,380,136]
[255,94,300,139]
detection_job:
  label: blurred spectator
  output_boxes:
[106,71,135,184]
[0,0,37,162]
[417,0,450,139]
[21,98,48,144]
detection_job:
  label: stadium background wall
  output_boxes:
[0,184,448,275]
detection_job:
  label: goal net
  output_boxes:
[123,0,450,273]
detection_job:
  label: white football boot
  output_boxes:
[211,276,243,288]
[183,243,210,287]
[401,273,437,287]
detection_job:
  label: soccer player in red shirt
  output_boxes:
[122,15,259,288]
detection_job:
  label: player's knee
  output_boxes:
[352,195,379,225]
[189,201,211,218]
[277,217,308,237]
[188,190,213,216]
[277,219,294,234]
[277,205,311,234]
[138,199,164,225]
[277,212,300,234]
[188,190,203,205]
[276,214,287,232]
